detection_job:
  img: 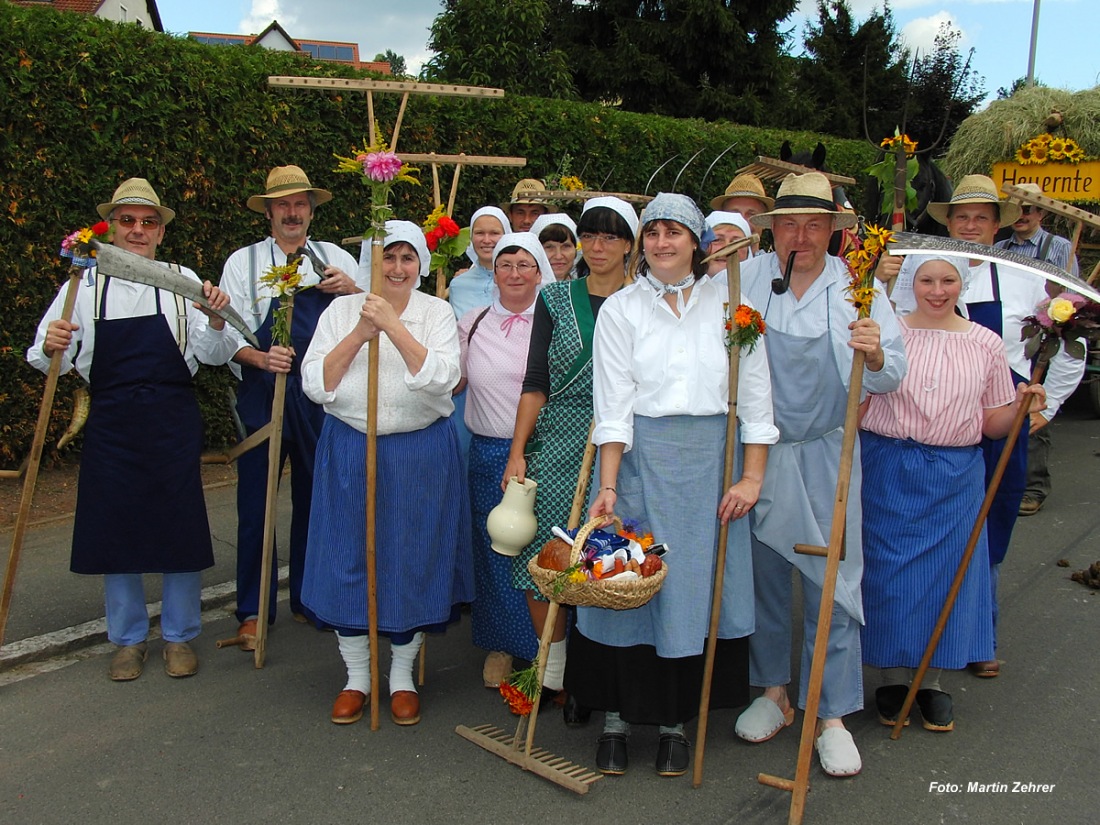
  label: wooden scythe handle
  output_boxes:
[253,297,294,669]
[1,270,82,650]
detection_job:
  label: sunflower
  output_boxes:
[1016,145,1035,165]
[1048,137,1068,159]
[1034,133,1053,146]
[1067,147,1086,163]
[1031,144,1049,163]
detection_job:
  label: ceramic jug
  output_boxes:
[486,477,538,556]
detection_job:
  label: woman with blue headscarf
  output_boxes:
[575,193,778,778]
[300,220,473,729]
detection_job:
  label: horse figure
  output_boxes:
[779,141,857,257]
[863,151,953,237]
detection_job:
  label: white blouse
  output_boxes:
[592,275,779,451]
[301,290,460,435]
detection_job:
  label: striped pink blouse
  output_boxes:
[862,319,1015,447]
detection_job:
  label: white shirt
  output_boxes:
[301,290,460,435]
[205,237,364,377]
[27,264,224,380]
[961,260,1083,420]
[592,274,779,451]
[739,252,907,398]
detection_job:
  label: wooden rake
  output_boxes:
[757,351,866,825]
[456,429,603,795]
[692,235,758,786]
[271,74,524,728]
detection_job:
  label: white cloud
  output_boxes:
[240,0,296,36]
[901,11,970,56]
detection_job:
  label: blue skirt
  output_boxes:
[301,415,474,640]
[469,435,539,660]
[860,431,994,669]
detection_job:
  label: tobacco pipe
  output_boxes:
[295,245,330,279]
[772,251,797,295]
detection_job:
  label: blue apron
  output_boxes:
[966,263,1028,565]
[751,285,864,622]
[71,278,213,574]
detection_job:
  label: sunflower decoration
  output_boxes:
[844,224,893,320]
[1014,133,1087,165]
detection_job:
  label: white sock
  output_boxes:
[337,633,371,694]
[542,639,566,691]
[388,632,424,695]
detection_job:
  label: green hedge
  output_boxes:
[0,4,878,462]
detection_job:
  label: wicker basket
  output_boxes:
[527,515,667,610]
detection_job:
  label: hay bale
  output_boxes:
[943,85,1100,181]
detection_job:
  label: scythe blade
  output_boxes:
[645,155,680,196]
[670,148,706,194]
[91,241,260,346]
[887,232,1100,303]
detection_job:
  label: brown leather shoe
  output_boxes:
[331,689,367,724]
[108,643,148,681]
[390,690,421,726]
[237,618,258,652]
[969,660,1000,678]
[163,642,198,678]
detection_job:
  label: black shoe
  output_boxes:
[595,732,628,775]
[563,693,592,727]
[916,689,954,732]
[875,685,910,727]
[655,732,690,777]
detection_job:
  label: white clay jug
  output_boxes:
[486,477,538,556]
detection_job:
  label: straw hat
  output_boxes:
[96,178,176,225]
[709,172,775,212]
[247,165,332,213]
[500,178,558,213]
[749,172,857,230]
[927,174,1021,228]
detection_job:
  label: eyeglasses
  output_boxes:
[113,215,162,229]
[1020,206,1038,215]
[494,262,540,275]
[579,232,625,245]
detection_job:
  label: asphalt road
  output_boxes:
[1,391,1098,825]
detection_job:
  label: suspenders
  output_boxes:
[246,238,330,325]
[93,263,188,355]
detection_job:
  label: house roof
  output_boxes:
[10,0,164,31]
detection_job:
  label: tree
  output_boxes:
[373,49,406,78]
[547,0,798,122]
[903,22,985,147]
[788,0,910,140]
[422,0,576,98]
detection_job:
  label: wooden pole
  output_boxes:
[253,297,294,668]
[365,234,383,730]
[390,92,410,152]
[367,91,376,148]
[0,270,81,650]
[891,359,1046,739]
[692,256,743,788]
[758,351,867,825]
[523,429,597,757]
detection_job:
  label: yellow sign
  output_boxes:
[992,161,1100,203]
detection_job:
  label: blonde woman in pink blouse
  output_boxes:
[860,255,1045,733]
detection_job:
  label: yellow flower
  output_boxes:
[1016,145,1035,165]
[1049,298,1076,323]
[1032,144,1049,163]
[1034,133,1052,146]
[560,174,585,191]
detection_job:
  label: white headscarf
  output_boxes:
[581,196,639,238]
[357,219,431,288]
[705,211,755,260]
[464,206,512,266]
[529,213,580,271]
[893,253,972,315]
[492,232,556,288]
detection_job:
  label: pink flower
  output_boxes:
[362,151,403,183]
[1036,309,1054,328]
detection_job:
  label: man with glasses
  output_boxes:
[995,183,1080,517]
[205,165,363,649]
[28,177,231,681]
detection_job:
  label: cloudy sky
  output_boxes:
[161,0,1096,102]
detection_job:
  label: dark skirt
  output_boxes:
[565,631,748,726]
